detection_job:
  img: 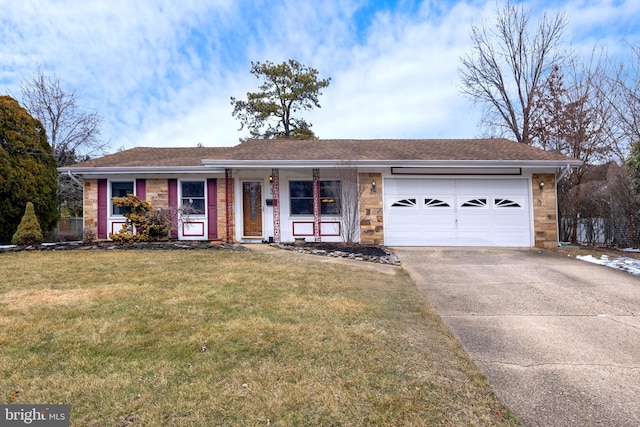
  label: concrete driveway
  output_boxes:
[394,247,640,427]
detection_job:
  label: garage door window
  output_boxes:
[390,198,417,208]
[495,198,522,208]
[424,198,451,208]
[460,198,487,208]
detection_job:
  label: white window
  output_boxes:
[181,181,205,215]
[111,181,134,215]
[289,180,341,215]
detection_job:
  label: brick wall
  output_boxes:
[532,173,558,248]
[83,179,98,238]
[218,177,234,242]
[359,173,384,245]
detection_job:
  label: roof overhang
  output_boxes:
[60,159,582,176]
[58,166,227,176]
[200,159,584,169]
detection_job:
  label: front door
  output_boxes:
[242,181,263,237]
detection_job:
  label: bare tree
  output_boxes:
[531,56,611,243]
[21,67,106,216]
[459,1,567,144]
[335,164,364,245]
[605,44,640,161]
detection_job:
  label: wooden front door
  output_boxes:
[242,181,263,237]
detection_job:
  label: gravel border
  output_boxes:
[0,241,249,253]
[270,243,401,265]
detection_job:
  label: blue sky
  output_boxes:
[1,0,639,153]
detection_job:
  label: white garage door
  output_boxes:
[384,178,532,246]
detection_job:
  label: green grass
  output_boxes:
[0,250,518,426]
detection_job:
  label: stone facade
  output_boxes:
[359,173,384,245]
[532,173,558,248]
[145,179,168,209]
[83,179,98,237]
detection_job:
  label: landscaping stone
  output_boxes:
[0,241,249,253]
[271,243,401,265]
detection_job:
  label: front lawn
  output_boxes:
[0,249,517,426]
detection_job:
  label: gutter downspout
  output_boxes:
[558,164,572,182]
[66,170,84,187]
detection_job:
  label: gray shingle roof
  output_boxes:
[227,138,575,161]
[66,138,578,168]
[68,147,234,167]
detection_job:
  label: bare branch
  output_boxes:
[459,1,567,143]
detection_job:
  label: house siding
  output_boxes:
[79,171,558,247]
[532,173,558,248]
[359,173,384,245]
[146,179,169,209]
[83,179,99,239]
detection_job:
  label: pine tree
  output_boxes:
[11,202,44,246]
[0,96,58,243]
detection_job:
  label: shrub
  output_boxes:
[144,208,172,241]
[109,195,172,243]
[11,202,44,246]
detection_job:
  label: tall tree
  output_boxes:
[0,95,58,243]
[607,44,640,161]
[458,1,567,144]
[231,59,331,140]
[21,68,105,216]
[530,57,611,243]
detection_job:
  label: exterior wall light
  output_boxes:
[538,180,545,191]
[371,179,377,194]
[269,175,273,183]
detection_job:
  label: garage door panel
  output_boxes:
[386,212,455,232]
[492,212,529,228]
[386,179,455,195]
[384,178,532,247]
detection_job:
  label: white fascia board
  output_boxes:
[201,159,583,169]
[58,166,226,176]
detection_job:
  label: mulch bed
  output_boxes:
[273,242,400,265]
[284,242,390,257]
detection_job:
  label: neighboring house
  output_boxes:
[59,138,581,248]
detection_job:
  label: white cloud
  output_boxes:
[0,0,638,152]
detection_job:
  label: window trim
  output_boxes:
[179,180,207,217]
[109,180,135,217]
[288,179,341,216]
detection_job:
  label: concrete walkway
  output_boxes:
[394,247,640,427]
